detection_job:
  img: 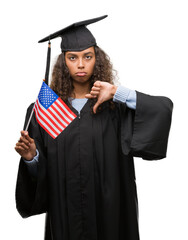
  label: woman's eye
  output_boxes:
[85,56,92,60]
[69,56,76,60]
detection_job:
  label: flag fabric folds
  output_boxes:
[34,82,77,139]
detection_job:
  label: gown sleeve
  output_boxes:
[120,91,173,160]
[15,104,47,218]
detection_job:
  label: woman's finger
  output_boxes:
[21,131,34,144]
[15,145,28,153]
[90,90,100,95]
[16,142,30,150]
[85,93,97,99]
[20,136,30,146]
[94,81,101,87]
[91,86,100,91]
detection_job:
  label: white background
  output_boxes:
[0,0,188,239]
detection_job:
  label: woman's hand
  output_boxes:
[85,81,117,113]
[15,131,37,161]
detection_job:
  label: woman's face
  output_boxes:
[65,46,96,84]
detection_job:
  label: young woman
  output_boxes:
[15,16,173,240]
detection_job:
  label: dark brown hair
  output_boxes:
[50,46,117,110]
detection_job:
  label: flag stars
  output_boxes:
[38,82,58,109]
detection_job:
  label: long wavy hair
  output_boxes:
[50,46,117,111]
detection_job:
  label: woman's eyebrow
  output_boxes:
[66,53,77,56]
[66,51,94,57]
[84,52,94,55]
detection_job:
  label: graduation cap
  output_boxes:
[39,15,108,85]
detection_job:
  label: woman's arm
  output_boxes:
[85,81,136,113]
[15,131,38,177]
[15,104,47,218]
[85,81,173,160]
[113,85,136,109]
[120,91,173,160]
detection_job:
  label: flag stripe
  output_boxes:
[50,104,70,125]
[48,107,67,129]
[54,101,73,122]
[34,108,57,139]
[56,98,77,119]
[36,101,62,134]
[35,112,57,139]
[33,81,76,139]
[37,100,65,132]
[35,101,59,136]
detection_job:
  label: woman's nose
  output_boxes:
[78,58,84,69]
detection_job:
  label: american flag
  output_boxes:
[34,82,77,139]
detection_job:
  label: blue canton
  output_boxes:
[38,82,58,109]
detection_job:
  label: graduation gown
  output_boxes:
[15,91,173,240]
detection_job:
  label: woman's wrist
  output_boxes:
[24,150,38,162]
[111,85,118,98]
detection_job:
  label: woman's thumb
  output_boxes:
[93,101,100,114]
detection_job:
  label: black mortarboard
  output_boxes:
[38,15,108,85]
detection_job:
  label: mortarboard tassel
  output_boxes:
[44,39,51,85]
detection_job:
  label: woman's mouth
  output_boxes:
[76,72,87,77]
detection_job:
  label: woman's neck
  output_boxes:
[71,81,90,99]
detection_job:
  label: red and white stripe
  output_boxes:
[34,97,76,139]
